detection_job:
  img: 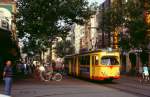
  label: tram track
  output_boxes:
[70,76,150,97]
[101,81,150,97]
[74,77,150,97]
[118,81,150,90]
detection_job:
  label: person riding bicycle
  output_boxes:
[51,61,56,72]
[137,66,143,82]
[39,64,45,72]
[142,63,149,81]
[38,63,53,81]
[47,63,53,73]
[40,62,62,81]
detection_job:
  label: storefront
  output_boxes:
[0,28,20,74]
[124,49,150,75]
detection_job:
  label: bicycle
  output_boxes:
[142,73,149,82]
[40,70,62,82]
[140,73,150,83]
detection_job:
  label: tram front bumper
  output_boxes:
[93,75,120,80]
[93,71,120,80]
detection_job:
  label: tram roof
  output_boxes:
[65,48,119,58]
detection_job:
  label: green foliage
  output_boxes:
[101,0,123,32]
[22,37,48,56]
[128,19,148,48]
[102,0,150,50]
[55,40,75,58]
[125,0,149,49]
[16,0,97,55]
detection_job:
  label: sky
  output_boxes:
[88,0,105,5]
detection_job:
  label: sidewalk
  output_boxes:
[121,74,150,82]
[121,75,138,81]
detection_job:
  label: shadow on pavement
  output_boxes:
[74,76,119,85]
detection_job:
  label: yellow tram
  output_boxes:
[64,48,121,81]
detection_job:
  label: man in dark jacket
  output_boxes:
[3,60,13,96]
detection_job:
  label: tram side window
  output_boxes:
[79,56,90,65]
[80,56,85,65]
[79,56,83,65]
[85,56,90,65]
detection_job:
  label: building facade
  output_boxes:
[99,0,150,73]
[69,10,100,54]
[0,0,18,59]
[0,0,19,73]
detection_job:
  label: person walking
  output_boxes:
[3,60,13,96]
[137,66,143,82]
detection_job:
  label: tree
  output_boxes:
[16,0,97,61]
[22,37,48,55]
[101,0,150,50]
[124,0,149,49]
[100,0,124,47]
[16,0,96,38]
[55,40,75,58]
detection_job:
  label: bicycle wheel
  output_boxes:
[40,71,45,81]
[53,73,62,81]
[40,71,50,81]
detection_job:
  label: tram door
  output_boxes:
[91,55,99,78]
[74,57,79,76]
[72,57,76,76]
[67,57,73,75]
[68,59,71,75]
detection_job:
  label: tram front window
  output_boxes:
[101,56,119,65]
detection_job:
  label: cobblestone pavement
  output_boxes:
[103,75,150,97]
[0,76,149,97]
